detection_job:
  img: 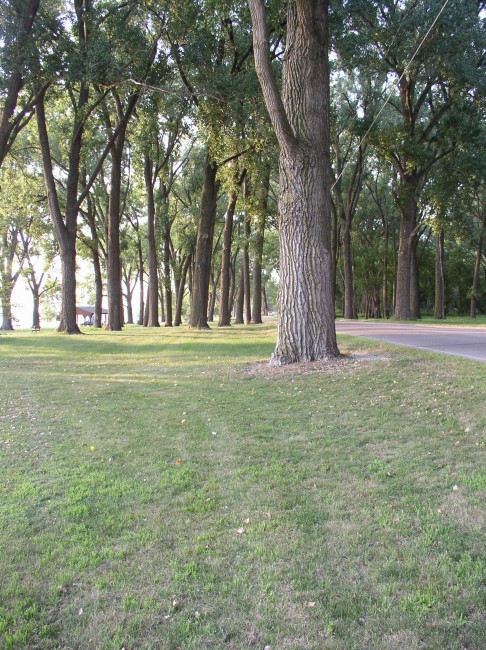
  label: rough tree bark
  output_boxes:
[394,178,421,320]
[189,159,219,329]
[248,0,338,363]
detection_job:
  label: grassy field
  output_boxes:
[0,324,484,649]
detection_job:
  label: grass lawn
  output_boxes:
[0,324,484,649]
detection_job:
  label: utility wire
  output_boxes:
[331,0,451,191]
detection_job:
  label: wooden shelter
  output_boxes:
[76,305,108,326]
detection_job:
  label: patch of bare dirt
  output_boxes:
[244,352,389,377]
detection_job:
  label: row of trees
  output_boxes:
[1,0,484,362]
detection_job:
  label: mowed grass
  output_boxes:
[0,324,484,650]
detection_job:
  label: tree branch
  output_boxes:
[247,0,296,154]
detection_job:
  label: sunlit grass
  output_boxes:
[1,324,484,649]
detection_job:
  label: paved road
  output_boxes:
[335,321,486,363]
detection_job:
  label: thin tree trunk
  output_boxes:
[342,220,355,318]
[251,221,264,324]
[383,217,389,319]
[470,211,485,318]
[262,284,269,316]
[174,253,191,326]
[163,215,173,327]
[159,284,165,323]
[331,200,338,308]
[138,264,144,325]
[85,195,103,328]
[410,237,420,319]
[229,249,238,316]
[234,262,244,324]
[243,210,251,325]
[144,154,159,327]
[251,166,268,325]
[208,269,220,322]
[143,284,149,327]
[434,228,446,319]
[219,190,238,326]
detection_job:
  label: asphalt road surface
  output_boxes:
[335,321,486,363]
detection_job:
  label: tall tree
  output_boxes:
[337,0,484,319]
[248,0,339,363]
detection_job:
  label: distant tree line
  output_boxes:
[0,0,484,360]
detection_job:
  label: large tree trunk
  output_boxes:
[58,245,79,333]
[394,183,417,320]
[106,135,125,331]
[189,159,218,329]
[434,228,446,319]
[144,155,160,327]
[249,0,338,363]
